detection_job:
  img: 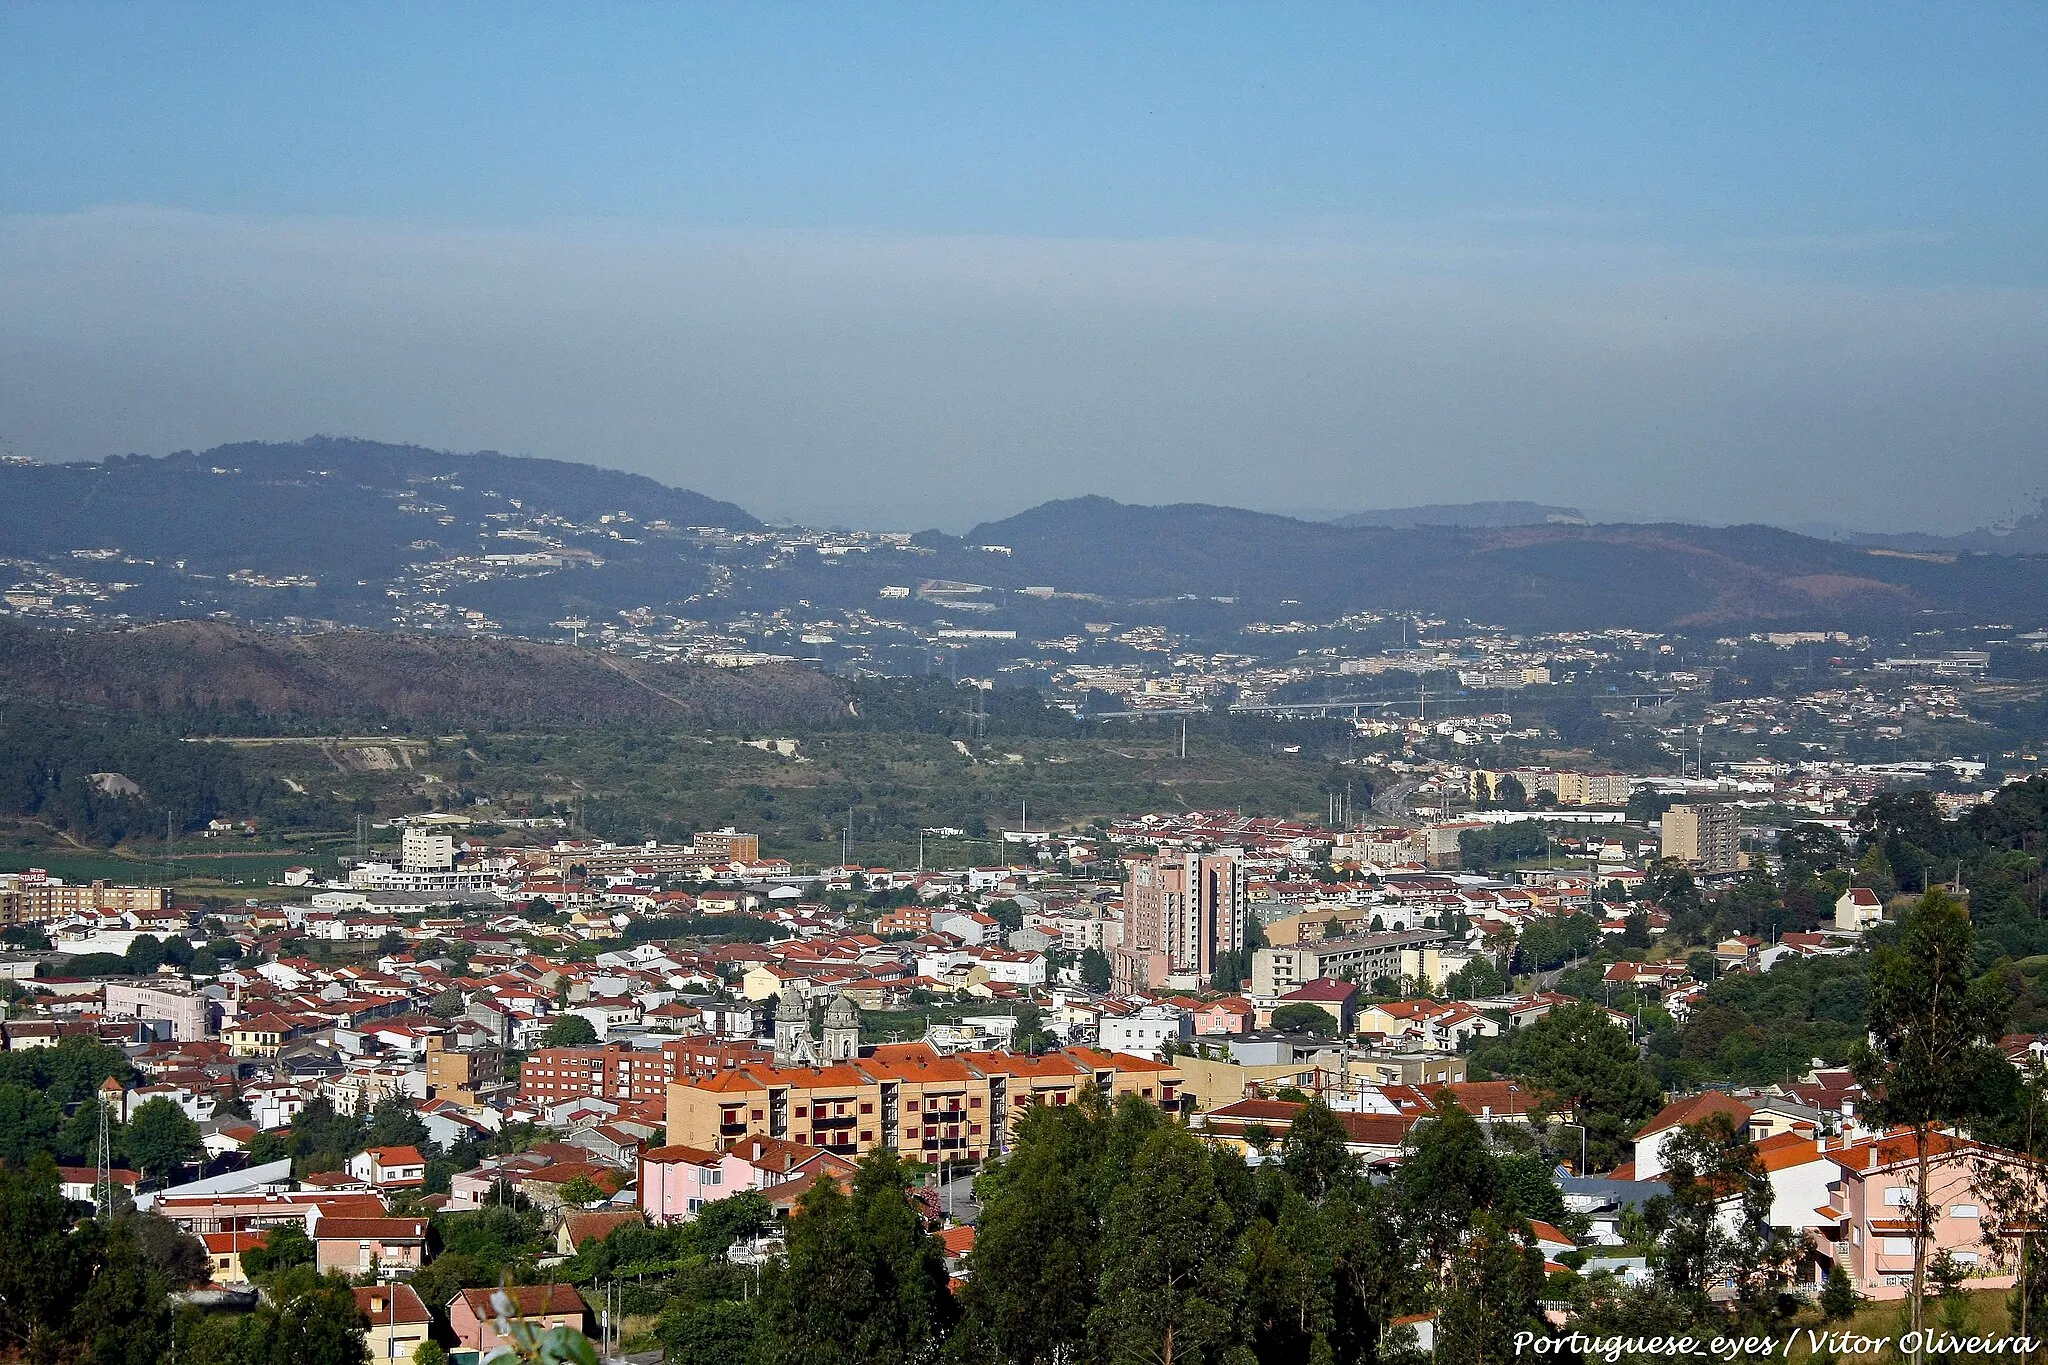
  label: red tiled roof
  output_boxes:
[453,1284,587,1320]
[1636,1091,1752,1140]
[314,1217,427,1241]
[353,1285,430,1326]
[364,1145,426,1166]
[561,1210,646,1249]
[1281,979,1358,1003]
[642,1144,724,1166]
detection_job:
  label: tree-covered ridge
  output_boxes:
[0,703,346,843]
[0,437,757,573]
[0,619,849,730]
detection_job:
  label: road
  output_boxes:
[935,1170,982,1224]
[1373,779,1422,821]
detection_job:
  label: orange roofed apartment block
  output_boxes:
[665,1043,1182,1162]
[1818,1129,2036,1301]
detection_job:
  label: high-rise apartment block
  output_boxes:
[1660,803,1739,874]
[1114,850,1246,991]
[400,827,455,872]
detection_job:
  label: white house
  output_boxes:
[1633,1092,1754,1180]
[347,1145,427,1190]
[1835,887,1884,933]
[932,910,998,946]
[1099,1004,1193,1056]
[1753,1133,1838,1246]
[964,947,1047,987]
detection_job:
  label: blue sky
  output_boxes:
[3,4,2045,530]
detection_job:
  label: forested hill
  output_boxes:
[960,496,2048,630]
[0,437,757,562]
[0,619,848,730]
[0,437,757,632]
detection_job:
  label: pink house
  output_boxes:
[639,1143,754,1224]
[450,1285,588,1355]
[1192,997,1253,1037]
[312,1216,428,1276]
[1821,1129,2025,1300]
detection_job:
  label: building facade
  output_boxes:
[663,1043,1183,1163]
[0,877,169,926]
[101,983,214,1042]
[1250,929,1450,997]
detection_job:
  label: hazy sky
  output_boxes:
[3,5,2045,533]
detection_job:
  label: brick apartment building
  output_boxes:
[663,1042,1183,1163]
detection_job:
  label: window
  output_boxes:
[969,1097,982,1109]
[907,1127,920,1138]
[1884,1186,1913,1206]
[861,1130,873,1142]
[861,1102,873,1114]
[705,1169,722,1186]
[1951,1204,1979,1219]
[794,1106,807,1117]
[1881,1237,1914,1257]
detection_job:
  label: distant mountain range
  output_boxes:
[1326,500,1587,529]
[957,496,2048,631]
[1848,497,2048,557]
[2,438,2043,639]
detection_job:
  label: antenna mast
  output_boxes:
[95,1088,113,1220]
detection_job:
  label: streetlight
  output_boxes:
[1553,1120,1590,1177]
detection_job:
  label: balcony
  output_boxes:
[719,1122,749,1137]
[812,1113,857,1130]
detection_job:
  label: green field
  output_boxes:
[0,847,333,892]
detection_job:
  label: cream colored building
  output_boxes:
[1660,803,1739,874]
